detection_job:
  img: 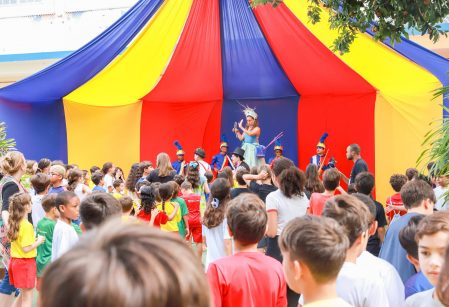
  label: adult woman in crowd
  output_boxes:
[146,153,176,184]
[265,157,309,307]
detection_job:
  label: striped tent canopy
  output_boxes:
[1,0,448,201]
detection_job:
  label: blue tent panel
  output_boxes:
[0,101,67,161]
[220,0,297,100]
[221,97,299,165]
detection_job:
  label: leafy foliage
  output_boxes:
[251,0,449,54]
[0,122,16,157]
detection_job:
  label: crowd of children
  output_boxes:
[0,149,448,307]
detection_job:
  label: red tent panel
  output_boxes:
[297,94,376,186]
[140,100,222,162]
[253,4,375,96]
[143,0,222,102]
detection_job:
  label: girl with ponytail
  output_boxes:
[7,192,45,307]
[156,183,180,233]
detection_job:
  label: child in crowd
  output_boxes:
[81,170,92,190]
[79,193,121,231]
[434,175,448,211]
[322,195,389,307]
[353,193,405,307]
[405,212,449,306]
[20,160,37,192]
[7,192,45,307]
[67,169,91,202]
[30,173,51,228]
[157,183,180,233]
[112,179,124,199]
[37,158,51,175]
[51,191,81,261]
[202,178,232,270]
[354,172,387,256]
[185,162,209,214]
[242,164,277,203]
[40,219,210,307]
[309,168,344,216]
[136,185,169,228]
[91,172,106,192]
[137,161,153,183]
[405,168,419,181]
[304,164,325,198]
[101,162,115,193]
[36,194,58,289]
[280,215,350,307]
[386,174,408,222]
[119,196,134,218]
[168,181,189,239]
[207,193,287,307]
[380,180,436,283]
[230,168,251,199]
[399,215,433,298]
[436,246,449,306]
[48,165,66,194]
[88,167,99,189]
[181,181,202,257]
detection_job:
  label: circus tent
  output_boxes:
[1,0,448,201]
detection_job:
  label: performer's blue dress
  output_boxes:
[241,133,260,168]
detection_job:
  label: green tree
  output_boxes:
[0,122,16,156]
[252,0,449,54]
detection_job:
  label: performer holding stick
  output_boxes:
[310,133,336,175]
[210,135,232,178]
[232,106,262,168]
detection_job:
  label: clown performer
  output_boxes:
[310,132,336,174]
[232,106,263,168]
[210,135,232,178]
[172,140,186,175]
[269,140,284,167]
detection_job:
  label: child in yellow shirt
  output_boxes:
[7,192,45,307]
[157,183,180,233]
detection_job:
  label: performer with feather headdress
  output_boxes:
[172,140,186,175]
[232,105,263,168]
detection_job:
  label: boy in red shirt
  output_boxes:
[207,194,287,307]
[309,168,345,216]
[385,174,408,222]
[180,181,202,257]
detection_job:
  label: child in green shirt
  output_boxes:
[36,194,59,284]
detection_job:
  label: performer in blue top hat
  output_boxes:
[310,132,336,174]
[210,134,231,177]
[269,140,284,167]
[172,140,186,175]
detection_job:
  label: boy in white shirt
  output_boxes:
[280,215,351,307]
[30,173,51,228]
[51,191,81,261]
[405,212,449,306]
[353,193,405,307]
[322,194,389,307]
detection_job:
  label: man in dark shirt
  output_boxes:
[340,143,368,185]
[354,172,387,256]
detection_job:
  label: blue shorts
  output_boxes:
[0,269,18,296]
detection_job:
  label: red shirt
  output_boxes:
[385,192,406,220]
[181,194,201,227]
[136,210,168,227]
[207,252,287,307]
[309,193,333,216]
